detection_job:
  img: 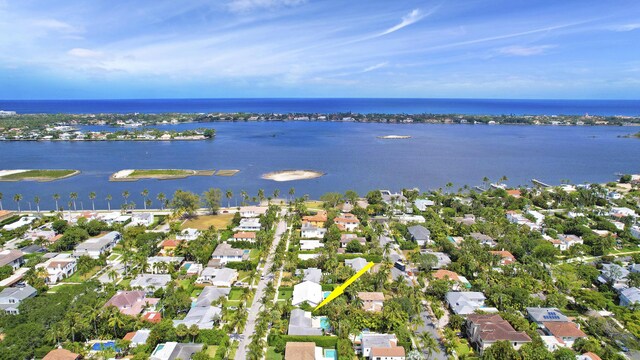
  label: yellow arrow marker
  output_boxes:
[314,261,374,312]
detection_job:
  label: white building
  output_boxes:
[73,231,121,259]
[0,285,37,314]
[235,218,261,232]
[211,243,247,264]
[292,280,323,307]
[36,254,77,284]
[301,222,327,239]
[130,213,154,227]
[196,267,238,287]
[176,228,201,241]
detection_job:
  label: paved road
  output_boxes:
[416,310,447,360]
[234,213,287,360]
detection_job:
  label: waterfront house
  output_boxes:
[130,212,154,227]
[211,243,247,264]
[380,190,407,205]
[0,249,25,270]
[357,292,384,312]
[407,225,431,246]
[301,222,327,239]
[288,308,323,335]
[150,342,204,360]
[466,314,531,353]
[196,267,238,287]
[73,231,121,259]
[235,217,261,231]
[36,254,77,284]
[2,216,36,231]
[292,280,323,307]
[130,274,172,294]
[414,199,435,211]
[0,285,37,314]
[104,291,158,316]
[239,206,268,218]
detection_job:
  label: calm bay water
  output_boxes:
[0,121,639,210]
[1,98,639,116]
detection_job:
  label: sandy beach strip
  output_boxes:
[111,169,134,179]
[0,170,28,177]
[377,135,412,139]
[261,170,324,182]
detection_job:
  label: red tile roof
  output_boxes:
[234,232,256,239]
[543,322,587,338]
[371,346,405,357]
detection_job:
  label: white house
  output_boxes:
[36,254,77,284]
[130,213,154,227]
[0,285,37,314]
[73,231,121,259]
[360,333,405,360]
[414,199,435,211]
[239,206,268,218]
[292,280,323,307]
[300,240,324,251]
[211,243,247,264]
[526,209,545,225]
[231,232,256,243]
[147,256,184,274]
[130,274,172,294]
[176,228,201,241]
[196,267,238,287]
[446,292,497,315]
[235,218,261,232]
[0,250,25,270]
[301,222,327,239]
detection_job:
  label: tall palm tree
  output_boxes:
[257,189,265,204]
[288,187,295,202]
[105,194,112,211]
[240,190,248,205]
[53,193,60,211]
[418,331,440,359]
[157,192,166,210]
[225,190,233,208]
[34,196,40,213]
[13,194,22,212]
[122,191,130,207]
[69,192,78,211]
[141,189,149,210]
[89,192,96,211]
[273,189,280,201]
[0,192,3,210]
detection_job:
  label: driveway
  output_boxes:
[416,310,448,360]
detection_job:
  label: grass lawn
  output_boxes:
[0,169,77,181]
[183,214,234,230]
[277,288,293,301]
[177,278,193,291]
[118,278,131,288]
[266,347,283,360]
[63,266,101,282]
[191,288,203,297]
[249,249,261,261]
[107,253,120,261]
[238,270,252,282]
[455,339,473,357]
[228,342,238,359]
[304,201,325,211]
[229,288,244,301]
[206,346,218,357]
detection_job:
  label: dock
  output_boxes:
[531,179,551,188]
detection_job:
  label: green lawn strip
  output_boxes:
[266,347,283,360]
[277,287,293,300]
[63,265,101,282]
[0,169,76,180]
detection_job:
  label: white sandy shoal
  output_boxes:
[112,169,134,179]
[262,170,324,182]
[0,170,28,177]
[378,135,411,139]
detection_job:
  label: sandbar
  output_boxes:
[261,170,325,182]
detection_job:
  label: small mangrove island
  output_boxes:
[261,170,325,182]
[0,169,79,182]
[110,169,215,181]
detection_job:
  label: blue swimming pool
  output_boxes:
[324,348,337,359]
[91,341,117,351]
[323,291,331,299]
[319,317,331,331]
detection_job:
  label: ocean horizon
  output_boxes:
[1,98,639,116]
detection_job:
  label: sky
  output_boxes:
[0,0,639,99]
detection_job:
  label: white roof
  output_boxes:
[292,280,322,306]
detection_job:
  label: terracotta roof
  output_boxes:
[42,348,80,360]
[302,211,327,222]
[234,232,256,239]
[432,269,460,282]
[357,292,385,301]
[50,234,63,243]
[161,239,182,247]
[507,190,522,198]
[490,250,516,264]
[285,342,316,360]
[582,352,602,360]
[142,311,162,323]
[123,331,137,341]
[371,346,405,357]
[467,314,531,343]
[543,322,587,338]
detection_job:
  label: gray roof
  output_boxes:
[361,333,396,350]
[601,263,630,281]
[422,251,451,269]
[75,231,121,251]
[212,243,245,257]
[446,291,486,315]
[200,267,238,284]
[303,268,322,283]
[130,329,151,345]
[0,285,37,302]
[621,287,640,305]
[526,308,569,323]
[194,287,231,307]
[130,274,172,290]
[0,250,24,267]
[407,225,430,241]
[173,306,221,329]
[345,257,368,272]
[288,309,322,336]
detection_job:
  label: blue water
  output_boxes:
[320,317,331,331]
[323,291,332,299]
[0,98,639,116]
[0,122,638,210]
[91,341,117,351]
[324,349,337,359]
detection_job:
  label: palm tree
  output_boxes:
[288,187,295,202]
[13,194,22,212]
[105,194,112,211]
[145,199,152,210]
[89,192,96,211]
[69,192,78,211]
[122,191,130,207]
[418,332,440,359]
[141,189,149,210]
[225,190,233,208]
[53,193,60,211]
[157,192,166,210]
[273,189,280,201]
[482,176,490,190]
[240,190,248,205]
[107,307,126,336]
[34,196,40,213]
[499,175,508,185]
[257,189,265,204]
[188,324,199,342]
[0,192,3,210]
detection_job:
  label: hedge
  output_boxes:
[224,260,258,270]
[268,334,338,348]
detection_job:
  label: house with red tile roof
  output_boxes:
[542,321,587,348]
[466,314,531,353]
[334,213,360,231]
[490,250,516,266]
[104,291,158,316]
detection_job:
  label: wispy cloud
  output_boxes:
[499,45,555,56]
[378,9,426,37]
[362,62,388,73]
[68,48,103,58]
[32,18,80,33]
[609,23,640,32]
[227,0,306,13]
